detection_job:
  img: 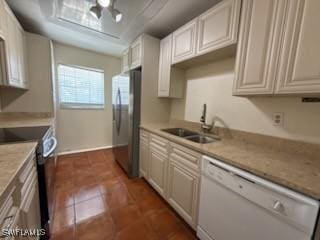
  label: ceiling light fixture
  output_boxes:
[111,8,122,22]
[89,3,103,19]
[89,0,122,22]
[97,0,111,8]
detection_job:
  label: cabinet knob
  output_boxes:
[273,201,284,212]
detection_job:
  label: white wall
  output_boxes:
[170,58,320,144]
[53,43,121,153]
[0,33,54,113]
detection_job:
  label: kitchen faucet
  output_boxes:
[200,103,213,133]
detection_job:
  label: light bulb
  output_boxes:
[90,5,102,19]
[115,12,122,22]
[98,0,111,8]
[112,8,122,22]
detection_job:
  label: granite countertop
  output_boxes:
[0,113,54,128]
[141,122,320,200]
[0,142,37,198]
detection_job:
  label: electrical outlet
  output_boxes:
[272,112,284,126]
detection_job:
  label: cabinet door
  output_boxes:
[17,27,28,89]
[197,0,241,56]
[0,0,6,38]
[168,161,199,228]
[5,6,20,87]
[276,0,320,94]
[139,132,149,178]
[121,48,130,73]
[130,37,142,69]
[172,19,197,64]
[233,0,286,95]
[148,148,167,197]
[20,180,41,236]
[158,35,172,97]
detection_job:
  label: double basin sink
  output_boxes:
[161,128,219,144]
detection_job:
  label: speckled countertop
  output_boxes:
[0,142,37,198]
[0,112,54,128]
[141,122,320,200]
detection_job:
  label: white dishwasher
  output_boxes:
[197,156,320,240]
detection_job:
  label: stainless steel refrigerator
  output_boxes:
[112,70,141,177]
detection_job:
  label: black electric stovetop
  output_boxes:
[0,126,50,144]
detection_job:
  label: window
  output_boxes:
[58,64,105,109]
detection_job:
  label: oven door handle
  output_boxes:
[43,137,57,158]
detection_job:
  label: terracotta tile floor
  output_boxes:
[50,149,197,240]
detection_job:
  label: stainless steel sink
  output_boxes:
[161,128,198,137]
[185,135,217,144]
[161,128,219,144]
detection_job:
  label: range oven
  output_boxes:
[0,126,57,240]
[36,127,57,239]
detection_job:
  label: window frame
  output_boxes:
[57,64,105,110]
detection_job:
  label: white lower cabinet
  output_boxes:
[167,160,199,229]
[139,130,149,178]
[20,179,41,238]
[139,130,200,229]
[0,152,41,240]
[148,134,169,198]
[149,148,168,198]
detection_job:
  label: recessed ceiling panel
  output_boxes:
[55,0,154,39]
[57,0,104,34]
[6,0,220,56]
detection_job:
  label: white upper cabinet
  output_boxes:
[5,5,20,87]
[0,0,6,38]
[158,35,172,97]
[172,18,198,64]
[234,0,320,96]
[0,2,28,89]
[233,0,286,95]
[276,0,320,94]
[158,34,185,98]
[121,48,130,73]
[17,28,28,88]
[197,0,241,56]
[130,36,142,70]
[121,36,143,72]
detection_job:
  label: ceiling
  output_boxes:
[6,0,219,57]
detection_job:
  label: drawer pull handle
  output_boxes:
[3,215,15,229]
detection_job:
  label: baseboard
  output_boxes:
[57,145,113,156]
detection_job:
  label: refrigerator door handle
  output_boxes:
[112,104,115,121]
[116,88,122,135]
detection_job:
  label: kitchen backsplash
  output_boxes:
[170,58,320,145]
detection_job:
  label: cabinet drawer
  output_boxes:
[150,134,168,154]
[170,143,201,171]
[20,167,37,199]
[1,207,20,240]
[0,187,16,228]
[140,130,149,143]
[20,176,41,240]
[19,154,35,184]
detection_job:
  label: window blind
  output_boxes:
[58,64,105,108]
